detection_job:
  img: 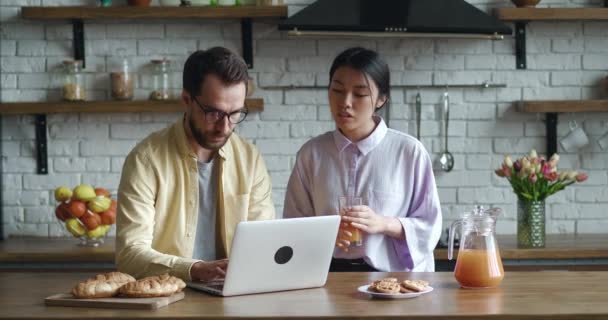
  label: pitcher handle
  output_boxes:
[448,220,461,260]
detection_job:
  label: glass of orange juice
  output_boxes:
[338,196,363,246]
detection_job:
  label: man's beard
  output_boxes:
[188,114,232,151]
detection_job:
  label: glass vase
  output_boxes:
[517,199,545,248]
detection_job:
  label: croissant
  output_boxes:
[119,274,186,298]
[72,272,136,299]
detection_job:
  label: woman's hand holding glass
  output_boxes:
[337,196,362,251]
[337,202,406,252]
[342,205,388,234]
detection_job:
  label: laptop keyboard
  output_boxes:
[206,282,224,291]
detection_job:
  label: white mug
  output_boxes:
[560,120,589,152]
[598,130,608,150]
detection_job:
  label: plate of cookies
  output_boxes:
[358,277,433,299]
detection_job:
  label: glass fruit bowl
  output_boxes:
[54,185,117,247]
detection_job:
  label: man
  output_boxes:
[116,47,275,282]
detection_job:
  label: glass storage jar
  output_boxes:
[61,60,86,102]
[110,53,135,101]
[149,59,172,101]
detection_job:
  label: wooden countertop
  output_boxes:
[2,234,608,264]
[0,238,114,263]
[1,271,608,319]
[435,233,608,260]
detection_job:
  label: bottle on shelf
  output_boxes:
[61,60,86,102]
[149,59,172,101]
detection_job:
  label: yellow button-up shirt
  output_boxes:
[116,117,275,280]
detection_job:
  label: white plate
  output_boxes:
[357,285,434,299]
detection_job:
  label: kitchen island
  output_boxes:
[1,271,607,319]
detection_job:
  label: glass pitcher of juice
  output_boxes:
[449,206,504,289]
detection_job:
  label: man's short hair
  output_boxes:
[182,47,249,96]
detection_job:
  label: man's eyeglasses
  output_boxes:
[193,97,248,125]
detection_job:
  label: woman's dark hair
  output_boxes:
[329,47,390,111]
[183,47,249,96]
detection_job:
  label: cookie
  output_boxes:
[373,280,401,294]
[369,277,400,294]
[369,277,398,291]
[401,279,429,292]
[399,285,416,293]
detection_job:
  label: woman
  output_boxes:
[283,47,442,272]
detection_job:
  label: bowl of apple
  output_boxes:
[54,184,117,247]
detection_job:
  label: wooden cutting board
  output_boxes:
[44,291,185,310]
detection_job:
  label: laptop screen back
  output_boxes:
[221,215,340,296]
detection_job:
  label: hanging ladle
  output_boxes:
[415,91,421,140]
[439,89,454,172]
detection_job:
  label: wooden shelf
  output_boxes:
[0,98,263,115]
[496,8,608,21]
[518,100,608,113]
[21,5,288,20]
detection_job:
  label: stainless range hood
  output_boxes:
[278,0,512,40]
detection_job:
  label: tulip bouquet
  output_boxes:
[495,149,587,202]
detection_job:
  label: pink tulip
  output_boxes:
[576,173,588,182]
[542,163,552,176]
[495,169,505,177]
[503,166,512,177]
[529,173,537,183]
[545,171,558,182]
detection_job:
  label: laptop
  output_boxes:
[187,215,340,297]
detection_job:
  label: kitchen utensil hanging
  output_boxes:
[415,91,422,140]
[439,89,455,172]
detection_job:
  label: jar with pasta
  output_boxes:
[149,59,172,101]
[110,52,135,101]
[61,60,86,102]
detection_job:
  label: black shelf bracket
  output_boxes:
[546,113,558,158]
[241,18,253,69]
[515,22,527,69]
[35,114,48,175]
[72,19,85,68]
[0,115,3,239]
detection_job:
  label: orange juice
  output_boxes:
[454,249,504,288]
[340,224,362,245]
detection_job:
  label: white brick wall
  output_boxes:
[1,0,607,237]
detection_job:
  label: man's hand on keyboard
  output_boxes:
[190,259,228,282]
